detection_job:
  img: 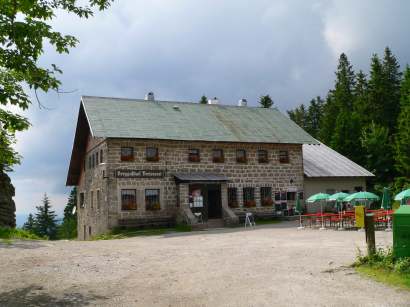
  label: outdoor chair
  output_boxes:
[194,212,203,224]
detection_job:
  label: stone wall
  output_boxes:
[76,138,304,239]
[0,171,16,228]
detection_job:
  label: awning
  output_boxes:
[173,172,229,183]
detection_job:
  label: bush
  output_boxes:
[354,247,410,273]
[0,227,45,241]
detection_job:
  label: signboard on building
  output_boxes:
[116,169,165,178]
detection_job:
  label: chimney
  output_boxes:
[208,97,219,105]
[238,98,247,107]
[145,92,155,101]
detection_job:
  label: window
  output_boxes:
[274,192,281,201]
[261,187,273,206]
[236,149,247,163]
[96,152,99,165]
[355,186,363,192]
[287,192,296,201]
[90,191,94,209]
[121,147,134,161]
[97,190,100,209]
[258,150,268,163]
[121,189,137,210]
[100,149,103,163]
[243,187,255,207]
[228,188,238,208]
[146,147,159,162]
[298,192,304,200]
[188,149,200,162]
[92,153,95,168]
[88,156,92,169]
[280,191,287,201]
[145,189,160,211]
[279,150,289,163]
[88,226,92,236]
[212,149,224,163]
[79,193,85,208]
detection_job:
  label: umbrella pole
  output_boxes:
[320,201,326,230]
[297,212,304,229]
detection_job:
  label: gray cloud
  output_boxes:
[8,0,410,217]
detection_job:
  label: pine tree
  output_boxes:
[395,66,410,177]
[59,188,77,239]
[353,70,369,120]
[34,194,58,240]
[381,47,402,133]
[361,122,394,184]
[259,95,274,108]
[199,95,208,104]
[288,104,308,130]
[306,96,324,138]
[23,213,35,232]
[330,111,362,163]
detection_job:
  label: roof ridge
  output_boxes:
[81,95,279,110]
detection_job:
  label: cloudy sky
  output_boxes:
[10,0,410,223]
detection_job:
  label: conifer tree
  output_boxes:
[259,95,274,108]
[395,66,410,177]
[381,47,402,133]
[199,95,208,104]
[23,213,35,232]
[306,96,324,138]
[361,122,394,183]
[59,188,77,239]
[34,194,58,240]
[287,104,307,130]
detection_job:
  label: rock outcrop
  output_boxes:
[0,170,16,228]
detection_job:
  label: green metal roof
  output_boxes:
[81,96,317,144]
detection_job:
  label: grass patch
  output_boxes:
[0,227,45,242]
[353,247,410,290]
[356,266,410,290]
[92,224,192,240]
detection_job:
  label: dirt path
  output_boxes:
[0,222,408,306]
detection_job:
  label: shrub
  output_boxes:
[0,227,45,241]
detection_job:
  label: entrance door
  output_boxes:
[207,184,222,219]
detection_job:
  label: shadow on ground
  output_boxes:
[0,240,47,250]
[0,285,106,306]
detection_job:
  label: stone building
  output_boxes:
[66,94,316,239]
[303,142,374,213]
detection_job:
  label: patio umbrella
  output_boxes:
[381,187,391,210]
[328,192,349,210]
[328,192,349,230]
[344,191,379,206]
[307,193,330,230]
[295,193,304,229]
[394,189,410,205]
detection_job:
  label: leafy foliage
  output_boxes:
[58,187,77,239]
[33,193,58,240]
[22,213,35,232]
[199,95,208,104]
[288,47,409,189]
[259,95,274,108]
[0,0,112,170]
[0,226,44,241]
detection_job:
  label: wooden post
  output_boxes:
[365,213,376,256]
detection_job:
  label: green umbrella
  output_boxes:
[328,192,349,211]
[295,193,302,213]
[343,191,379,202]
[307,193,330,203]
[381,187,391,210]
[394,189,410,205]
[306,193,329,230]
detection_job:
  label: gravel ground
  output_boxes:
[0,221,409,307]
